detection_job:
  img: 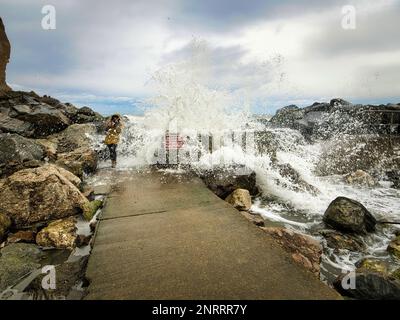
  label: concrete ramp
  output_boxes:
[85,170,340,299]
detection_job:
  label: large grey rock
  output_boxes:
[0,164,88,228]
[323,197,377,234]
[0,133,44,176]
[50,124,98,177]
[0,18,11,93]
[0,90,103,138]
[0,113,32,135]
[70,106,103,124]
[200,166,259,199]
[51,123,96,153]
[334,269,400,300]
[12,103,70,137]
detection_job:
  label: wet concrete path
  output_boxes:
[85,169,340,299]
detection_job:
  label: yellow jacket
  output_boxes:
[105,124,122,145]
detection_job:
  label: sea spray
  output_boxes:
[93,41,400,283]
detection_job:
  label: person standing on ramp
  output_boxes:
[104,114,123,168]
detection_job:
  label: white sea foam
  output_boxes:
[93,43,400,280]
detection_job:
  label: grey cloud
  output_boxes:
[303,3,400,58]
[174,0,345,32]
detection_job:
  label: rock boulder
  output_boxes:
[225,189,252,211]
[0,133,44,176]
[51,124,98,177]
[200,166,259,199]
[0,243,44,292]
[323,197,377,234]
[36,217,77,249]
[334,269,400,299]
[12,103,70,137]
[82,199,103,221]
[0,164,88,228]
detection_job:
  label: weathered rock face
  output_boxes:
[6,230,36,244]
[270,105,305,129]
[0,212,11,241]
[323,197,377,234]
[387,236,400,259]
[239,211,265,227]
[200,167,259,199]
[270,98,400,140]
[356,258,389,274]
[0,133,44,176]
[35,138,58,160]
[344,170,378,187]
[0,164,88,228]
[51,123,96,153]
[51,124,98,177]
[56,147,97,177]
[36,217,77,249]
[0,18,11,93]
[392,268,400,281]
[82,199,103,221]
[0,112,32,135]
[261,227,322,276]
[0,243,44,292]
[73,106,103,124]
[225,189,252,211]
[320,229,365,252]
[0,91,104,138]
[11,103,70,137]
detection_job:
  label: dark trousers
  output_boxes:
[107,144,117,161]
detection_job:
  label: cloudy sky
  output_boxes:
[1,0,399,115]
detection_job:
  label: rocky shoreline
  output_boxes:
[0,89,107,299]
[1,94,399,300]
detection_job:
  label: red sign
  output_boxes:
[164,133,184,150]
